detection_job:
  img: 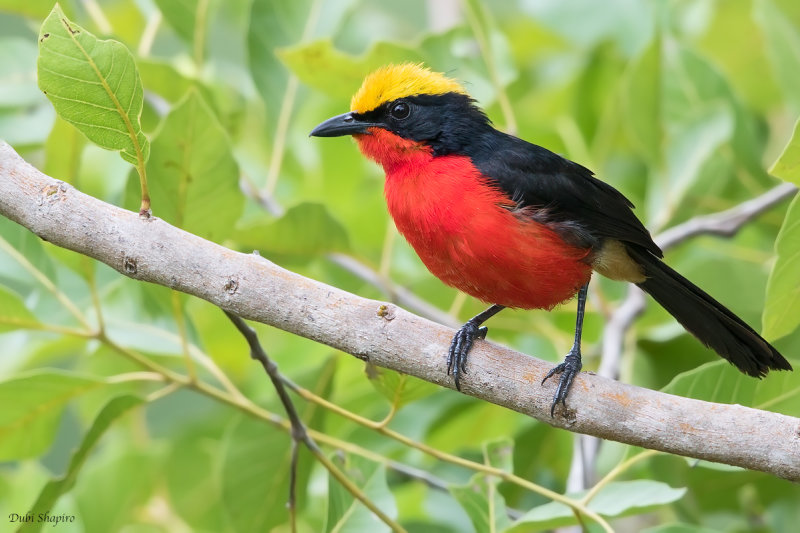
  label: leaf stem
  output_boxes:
[82,0,112,34]
[98,330,189,384]
[0,319,94,338]
[0,235,93,330]
[57,14,151,214]
[171,291,197,382]
[137,10,162,57]
[83,256,106,333]
[462,0,517,134]
[224,312,406,533]
[282,373,613,531]
[262,0,323,197]
[580,450,660,505]
[193,0,210,68]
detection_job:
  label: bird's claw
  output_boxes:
[542,350,582,416]
[447,321,487,390]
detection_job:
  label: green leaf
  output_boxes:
[508,480,686,531]
[0,101,54,147]
[235,202,349,261]
[137,59,197,104]
[37,4,149,168]
[642,525,721,533]
[0,217,58,288]
[154,0,199,44]
[73,446,160,531]
[216,357,332,532]
[622,38,662,163]
[0,37,54,147]
[427,403,522,455]
[165,423,233,532]
[43,114,87,185]
[21,395,143,533]
[448,438,513,533]
[483,437,514,474]
[366,365,438,410]
[666,44,767,181]
[449,475,511,533]
[147,89,243,241]
[0,370,105,460]
[655,102,733,227]
[0,38,44,108]
[0,0,59,19]
[698,1,782,112]
[769,118,800,186]
[325,454,396,533]
[0,285,38,332]
[247,0,310,111]
[462,0,518,98]
[754,0,800,110]
[763,193,800,341]
[662,360,800,416]
[279,39,424,99]
[220,416,311,532]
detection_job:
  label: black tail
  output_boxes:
[627,245,792,377]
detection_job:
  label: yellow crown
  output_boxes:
[350,63,466,114]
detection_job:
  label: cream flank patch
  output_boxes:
[350,63,467,114]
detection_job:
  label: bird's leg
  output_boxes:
[542,283,588,416]
[448,304,505,390]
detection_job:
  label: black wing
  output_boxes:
[470,131,662,257]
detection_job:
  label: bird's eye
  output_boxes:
[390,102,410,120]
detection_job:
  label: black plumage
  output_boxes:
[352,90,791,378]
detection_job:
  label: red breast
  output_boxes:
[356,129,592,309]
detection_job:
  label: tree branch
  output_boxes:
[655,182,797,251]
[601,181,797,383]
[1,141,798,481]
[326,252,460,328]
[572,182,797,489]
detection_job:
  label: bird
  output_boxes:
[310,63,792,415]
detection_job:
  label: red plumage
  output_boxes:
[356,128,592,310]
[310,64,791,408]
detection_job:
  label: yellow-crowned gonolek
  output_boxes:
[311,64,792,414]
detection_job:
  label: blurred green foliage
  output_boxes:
[1,0,799,531]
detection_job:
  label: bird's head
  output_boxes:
[310,63,491,169]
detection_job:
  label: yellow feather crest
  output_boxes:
[350,63,466,113]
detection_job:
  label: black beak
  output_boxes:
[309,112,382,137]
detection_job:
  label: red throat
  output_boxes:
[354,128,593,310]
[354,128,434,173]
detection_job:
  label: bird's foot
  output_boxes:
[542,349,582,416]
[447,321,488,390]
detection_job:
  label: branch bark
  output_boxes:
[1,141,798,481]
[572,183,797,490]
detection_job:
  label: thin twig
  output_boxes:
[262,0,323,198]
[81,0,112,34]
[223,312,406,533]
[462,0,517,134]
[137,10,162,57]
[0,235,93,331]
[600,181,797,385]
[289,438,300,532]
[84,256,106,334]
[280,374,613,531]
[172,291,198,382]
[193,0,210,68]
[3,313,577,518]
[224,312,312,444]
[655,182,797,251]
